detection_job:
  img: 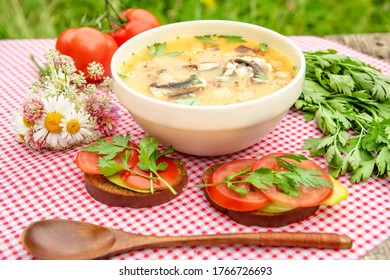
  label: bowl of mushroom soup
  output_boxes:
[111,20,305,156]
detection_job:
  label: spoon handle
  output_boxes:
[118,232,352,251]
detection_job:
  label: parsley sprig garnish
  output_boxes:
[175,94,201,106]
[217,35,246,43]
[259,42,269,52]
[202,154,332,196]
[81,134,132,161]
[148,42,182,57]
[81,134,177,194]
[195,35,247,44]
[195,35,217,43]
[137,136,175,194]
[295,50,390,182]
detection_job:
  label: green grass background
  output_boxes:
[1,0,389,39]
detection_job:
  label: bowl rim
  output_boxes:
[111,19,306,112]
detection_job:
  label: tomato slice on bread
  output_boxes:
[251,153,333,207]
[75,137,139,174]
[120,157,180,191]
[205,159,271,211]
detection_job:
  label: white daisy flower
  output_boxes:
[11,112,34,143]
[60,110,93,145]
[34,95,75,149]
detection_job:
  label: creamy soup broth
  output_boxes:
[119,36,297,106]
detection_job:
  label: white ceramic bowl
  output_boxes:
[111,20,305,156]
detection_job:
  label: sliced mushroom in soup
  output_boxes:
[118,35,297,106]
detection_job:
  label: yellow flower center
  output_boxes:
[22,117,35,128]
[44,112,64,133]
[66,119,81,135]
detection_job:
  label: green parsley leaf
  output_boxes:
[259,43,269,52]
[195,36,217,43]
[148,42,166,56]
[226,181,248,196]
[254,74,269,80]
[176,95,201,106]
[328,73,355,95]
[372,76,390,101]
[274,171,300,196]
[350,159,376,183]
[244,168,274,190]
[376,147,390,176]
[117,73,129,80]
[113,134,131,148]
[300,80,331,104]
[147,42,183,57]
[99,156,127,177]
[348,70,374,90]
[195,35,247,44]
[81,134,131,160]
[218,35,247,43]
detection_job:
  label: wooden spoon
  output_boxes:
[21,219,352,260]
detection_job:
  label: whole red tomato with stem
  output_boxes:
[55,27,118,82]
[109,8,161,47]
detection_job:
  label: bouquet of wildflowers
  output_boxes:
[12,49,120,150]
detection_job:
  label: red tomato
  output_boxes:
[110,8,161,46]
[56,27,118,82]
[252,153,333,207]
[206,159,271,211]
[120,157,179,191]
[75,138,139,174]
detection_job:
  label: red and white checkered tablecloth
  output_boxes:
[0,36,389,260]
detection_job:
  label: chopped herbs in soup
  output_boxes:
[119,35,297,106]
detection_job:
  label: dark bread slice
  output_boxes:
[85,159,188,208]
[203,163,319,227]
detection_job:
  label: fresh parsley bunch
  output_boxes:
[295,49,390,183]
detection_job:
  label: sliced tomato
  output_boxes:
[251,153,333,207]
[119,157,179,191]
[206,159,271,211]
[75,138,139,174]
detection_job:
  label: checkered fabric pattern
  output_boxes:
[0,36,389,260]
